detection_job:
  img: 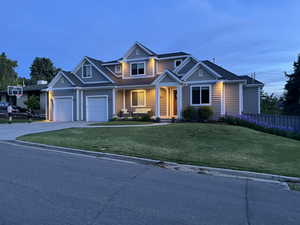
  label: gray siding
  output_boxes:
[178,59,197,74]
[53,76,73,88]
[185,68,216,81]
[124,89,155,113]
[75,60,111,83]
[243,86,260,114]
[224,83,240,116]
[182,82,222,119]
[127,46,150,59]
[83,89,113,120]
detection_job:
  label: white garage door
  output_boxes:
[86,96,108,122]
[54,97,73,122]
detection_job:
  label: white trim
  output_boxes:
[155,86,160,118]
[130,90,146,107]
[123,42,154,59]
[53,96,74,122]
[48,71,75,89]
[182,61,222,81]
[220,82,225,115]
[76,89,80,120]
[45,93,48,120]
[151,70,182,85]
[105,66,121,78]
[123,57,151,62]
[81,90,83,120]
[185,80,218,84]
[82,64,92,79]
[174,59,183,69]
[177,85,183,119]
[84,57,115,83]
[258,87,261,114]
[86,95,109,122]
[122,74,155,79]
[112,88,116,115]
[239,83,243,115]
[174,57,191,73]
[70,72,111,84]
[129,61,146,76]
[102,62,120,66]
[170,88,177,117]
[122,89,126,110]
[115,64,121,74]
[190,84,212,106]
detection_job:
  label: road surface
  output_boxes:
[0,141,299,225]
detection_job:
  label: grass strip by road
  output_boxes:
[18,123,300,177]
[90,121,155,126]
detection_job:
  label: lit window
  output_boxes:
[131,90,146,107]
[131,63,145,75]
[115,65,121,73]
[174,59,182,68]
[191,85,211,105]
[82,64,92,78]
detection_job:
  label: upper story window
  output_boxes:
[82,64,92,78]
[131,62,145,76]
[174,59,182,68]
[190,85,211,106]
[115,64,121,73]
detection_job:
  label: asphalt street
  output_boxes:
[0,141,299,225]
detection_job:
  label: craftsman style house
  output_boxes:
[45,42,263,122]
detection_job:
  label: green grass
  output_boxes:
[90,120,155,126]
[18,123,300,177]
[0,118,44,124]
[288,183,300,191]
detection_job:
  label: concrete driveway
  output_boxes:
[0,121,88,140]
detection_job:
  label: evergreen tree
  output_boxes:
[283,55,300,115]
[29,57,58,83]
[0,53,18,89]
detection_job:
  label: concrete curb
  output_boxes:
[10,140,300,184]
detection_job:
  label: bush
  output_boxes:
[140,113,151,121]
[223,116,300,141]
[198,106,213,121]
[183,106,198,121]
[155,117,161,123]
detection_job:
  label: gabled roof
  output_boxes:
[157,52,190,58]
[201,60,242,80]
[238,75,264,85]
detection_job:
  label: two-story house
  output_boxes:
[45,42,263,122]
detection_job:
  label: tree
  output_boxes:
[29,57,58,84]
[261,92,282,114]
[0,52,18,89]
[24,95,40,111]
[283,54,300,115]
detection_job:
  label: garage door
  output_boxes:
[54,97,73,122]
[86,96,108,122]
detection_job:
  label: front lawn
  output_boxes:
[90,120,155,126]
[18,123,300,177]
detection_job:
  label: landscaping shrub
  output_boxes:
[183,106,198,121]
[198,106,213,121]
[140,113,151,121]
[224,115,300,141]
[155,117,161,123]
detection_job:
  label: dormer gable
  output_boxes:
[123,42,156,60]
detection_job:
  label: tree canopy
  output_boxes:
[283,54,300,115]
[29,57,58,84]
[0,53,18,89]
[261,92,283,114]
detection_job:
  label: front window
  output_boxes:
[82,64,92,78]
[115,64,121,73]
[191,85,211,105]
[131,90,146,107]
[131,63,145,75]
[174,59,182,68]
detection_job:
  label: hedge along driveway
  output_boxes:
[18,123,300,177]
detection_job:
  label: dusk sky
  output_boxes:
[1,0,299,95]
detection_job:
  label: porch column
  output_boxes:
[76,89,80,120]
[177,85,182,119]
[45,91,48,120]
[112,88,116,116]
[122,89,126,110]
[155,86,160,118]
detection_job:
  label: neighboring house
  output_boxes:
[0,80,48,114]
[46,42,263,122]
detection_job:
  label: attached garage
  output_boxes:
[86,95,108,122]
[53,96,73,121]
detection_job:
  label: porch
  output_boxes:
[114,85,182,119]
